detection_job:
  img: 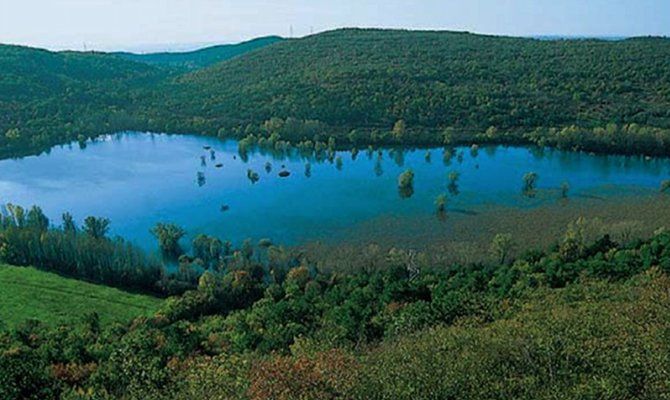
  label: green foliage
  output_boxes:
[397,169,415,199]
[150,222,186,256]
[3,29,670,159]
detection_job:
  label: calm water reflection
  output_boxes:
[0,132,668,249]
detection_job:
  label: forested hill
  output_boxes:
[3,29,670,159]
[0,44,168,158]
[161,29,670,141]
[114,36,283,70]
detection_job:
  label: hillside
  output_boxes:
[0,44,168,158]
[0,264,161,328]
[115,36,283,70]
[2,29,670,159]
[157,29,670,152]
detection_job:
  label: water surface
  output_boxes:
[1,132,667,250]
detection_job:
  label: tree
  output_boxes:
[561,181,570,198]
[435,193,448,215]
[151,223,186,256]
[26,206,49,232]
[392,120,407,141]
[490,233,514,264]
[448,171,460,195]
[83,216,110,239]
[522,172,539,197]
[62,213,76,234]
[397,169,415,199]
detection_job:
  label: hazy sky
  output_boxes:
[1,0,668,52]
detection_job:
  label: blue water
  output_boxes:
[0,132,668,249]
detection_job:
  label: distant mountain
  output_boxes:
[114,36,283,70]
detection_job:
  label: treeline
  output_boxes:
[3,218,670,398]
[0,204,165,294]
[3,29,670,159]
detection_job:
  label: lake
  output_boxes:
[1,132,668,251]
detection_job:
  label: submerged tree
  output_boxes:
[304,163,312,178]
[265,162,273,174]
[425,151,432,163]
[448,171,461,196]
[398,169,415,199]
[247,169,260,184]
[661,180,670,193]
[336,156,343,171]
[522,172,539,197]
[561,181,570,199]
[435,193,448,219]
[151,223,186,257]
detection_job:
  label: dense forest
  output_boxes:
[2,29,670,159]
[2,209,670,398]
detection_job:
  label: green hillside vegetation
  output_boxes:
[114,36,283,70]
[160,29,670,154]
[0,44,169,158]
[0,264,161,328]
[2,220,670,398]
[2,29,670,159]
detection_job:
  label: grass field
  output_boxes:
[0,264,162,328]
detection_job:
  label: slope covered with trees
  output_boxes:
[2,217,670,399]
[114,36,283,70]
[2,29,670,158]
[0,44,168,158]
[158,29,670,153]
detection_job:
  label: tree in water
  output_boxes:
[304,163,312,178]
[247,169,260,184]
[448,171,461,196]
[490,233,515,264]
[197,171,206,187]
[151,223,186,257]
[335,156,343,171]
[443,148,454,166]
[83,216,110,239]
[560,181,570,199]
[398,169,415,199]
[425,151,432,163]
[435,193,448,220]
[265,162,272,174]
[522,172,539,198]
[470,144,479,158]
[351,147,359,161]
[660,180,670,193]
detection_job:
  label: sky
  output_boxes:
[0,0,668,52]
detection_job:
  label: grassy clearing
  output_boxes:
[0,264,162,328]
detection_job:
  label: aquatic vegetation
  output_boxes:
[435,193,448,215]
[305,162,312,178]
[522,172,538,197]
[661,180,670,193]
[336,156,344,170]
[264,161,272,173]
[447,171,461,195]
[197,171,206,187]
[470,144,479,158]
[398,169,415,199]
[425,151,431,163]
[561,181,570,198]
[247,169,260,184]
[150,222,186,257]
